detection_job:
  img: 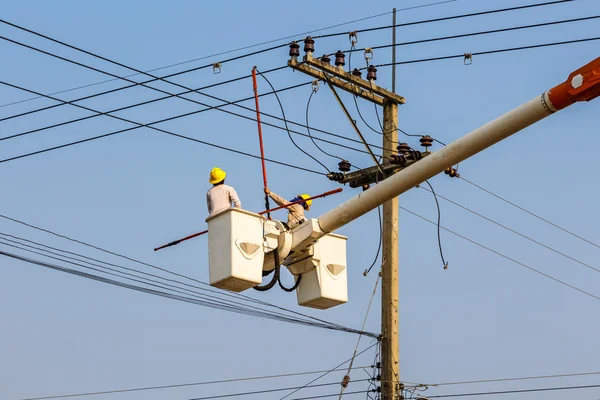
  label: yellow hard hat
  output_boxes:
[209,167,226,184]
[298,194,312,210]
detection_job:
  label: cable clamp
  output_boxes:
[212,62,222,74]
[364,47,374,65]
[349,30,358,46]
[463,53,472,65]
[311,80,319,93]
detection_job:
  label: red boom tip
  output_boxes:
[548,56,600,110]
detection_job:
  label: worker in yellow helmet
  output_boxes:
[207,167,241,217]
[264,187,311,229]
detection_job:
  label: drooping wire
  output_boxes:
[363,207,383,277]
[256,69,331,173]
[306,84,344,161]
[424,180,448,270]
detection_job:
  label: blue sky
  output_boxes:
[1,0,599,399]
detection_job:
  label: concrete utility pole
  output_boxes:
[381,8,400,400]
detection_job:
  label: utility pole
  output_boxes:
[288,28,406,400]
[381,8,400,399]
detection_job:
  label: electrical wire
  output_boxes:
[306,85,344,161]
[426,382,600,398]
[0,0,456,110]
[0,247,376,337]
[18,367,371,400]
[313,0,573,39]
[188,380,371,400]
[366,36,600,69]
[459,177,600,251]
[0,214,372,336]
[424,370,600,387]
[0,80,332,171]
[0,23,383,164]
[418,185,600,275]
[400,207,600,303]
[363,207,382,277]
[342,15,600,56]
[0,79,388,162]
[338,268,382,399]
[255,69,331,172]
[423,181,448,269]
[279,343,379,400]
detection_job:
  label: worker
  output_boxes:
[264,188,311,229]
[207,167,241,217]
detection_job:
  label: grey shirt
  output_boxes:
[207,184,242,216]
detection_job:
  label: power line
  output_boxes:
[0,78,387,164]
[419,186,600,274]
[0,247,377,337]
[424,370,600,387]
[0,214,368,335]
[0,0,456,110]
[426,382,600,398]
[0,80,329,172]
[343,15,600,55]
[459,176,600,251]
[368,36,600,69]
[19,367,370,400]
[400,207,600,303]
[314,0,573,39]
[187,379,370,400]
[279,343,379,400]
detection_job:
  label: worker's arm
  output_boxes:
[268,191,288,207]
[206,191,213,214]
[229,187,242,209]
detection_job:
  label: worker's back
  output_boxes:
[207,184,241,216]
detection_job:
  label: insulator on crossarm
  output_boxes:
[289,42,300,59]
[327,172,344,182]
[320,54,331,65]
[367,65,377,81]
[389,154,406,166]
[444,167,460,178]
[338,159,351,172]
[304,37,315,55]
[335,50,345,68]
[419,135,433,149]
[397,142,411,155]
[352,68,362,78]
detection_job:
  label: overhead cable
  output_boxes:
[459,177,600,251]
[400,207,600,303]
[19,366,370,400]
[0,0,455,109]
[426,382,600,398]
[367,36,600,69]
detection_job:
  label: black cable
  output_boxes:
[306,87,344,161]
[459,177,600,250]
[426,382,600,398]
[278,270,303,293]
[400,207,600,302]
[313,0,573,39]
[424,181,448,270]
[0,79,387,164]
[256,69,331,173]
[279,343,379,400]
[418,186,600,274]
[341,14,600,55]
[19,367,371,400]
[0,0,454,109]
[0,214,366,335]
[187,379,370,400]
[0,25,383,162]
[367,36,600,69]
[363,207,382,277]
[254,250,281,291]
